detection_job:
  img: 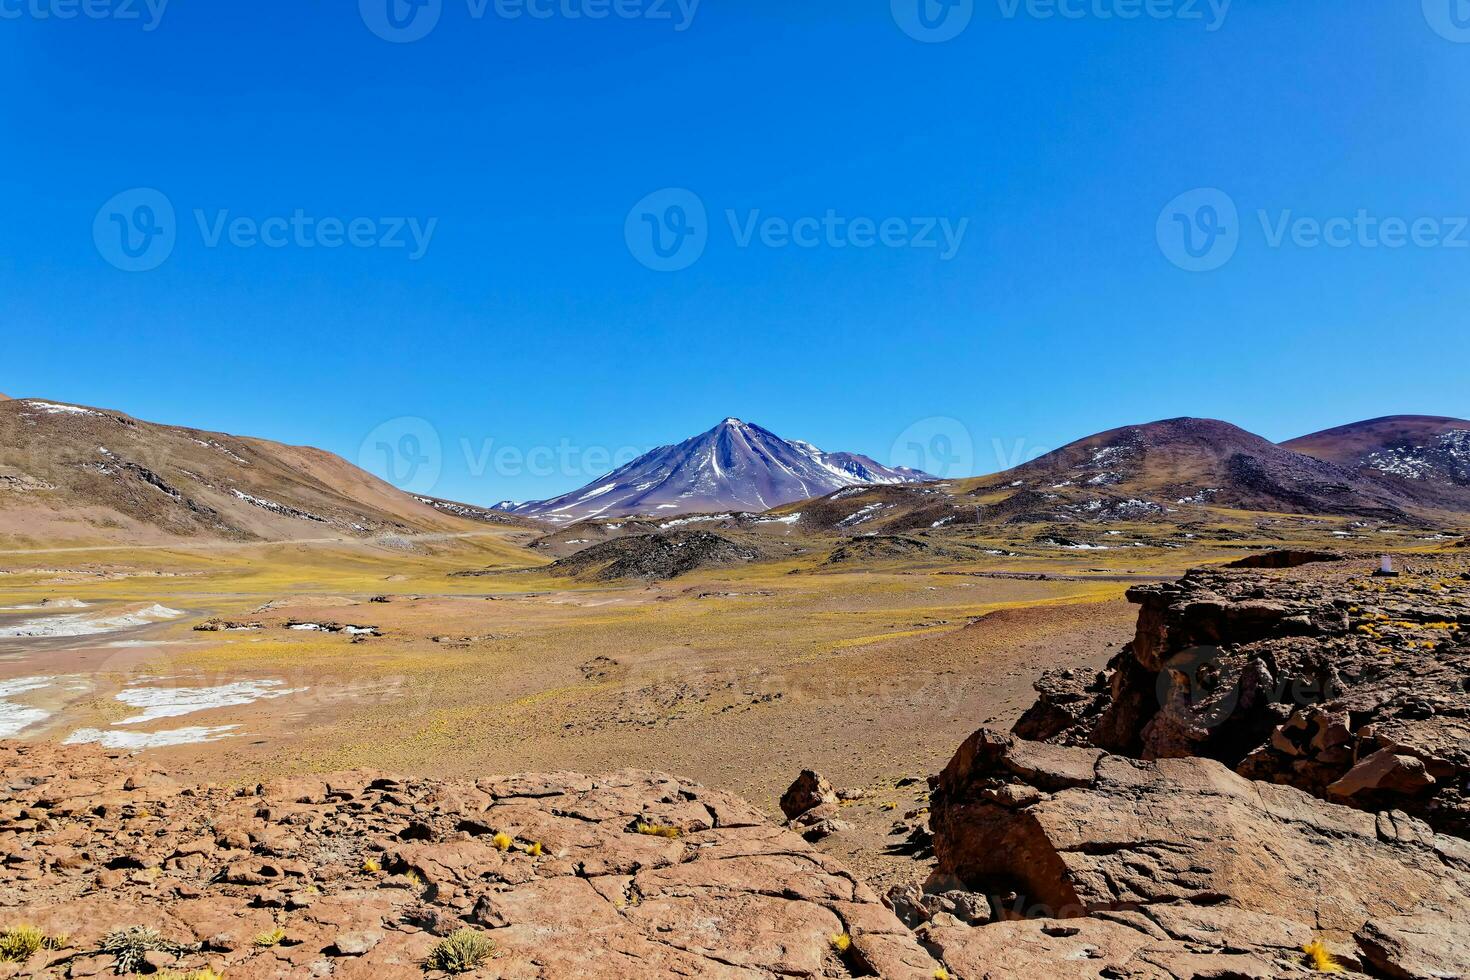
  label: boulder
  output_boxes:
[778,769,836,820]
[1014,557,1470,837]
[925,729,1470,978]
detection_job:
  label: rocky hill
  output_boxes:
[1284,415,1470,512]
[766,416,1470,542]
[962,417,1427,523]
[0,398,496,547]
[543,530,771,581]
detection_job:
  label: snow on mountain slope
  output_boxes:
[512,419,931,523]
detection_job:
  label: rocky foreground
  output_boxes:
[4,552,1470,979]
[1017,552,1470,835]
[0,743,939,979]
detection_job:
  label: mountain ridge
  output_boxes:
[507,417,932,523]
[0,397,506,548]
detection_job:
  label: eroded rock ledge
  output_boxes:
[0,742,938,979]
[1015,554,1470,836]
[925,729,1470,979]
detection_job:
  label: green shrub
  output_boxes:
[425,929,497,973]
[97,926,195,975]
[0,925,43,962]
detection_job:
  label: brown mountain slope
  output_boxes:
[0,397,503,547]
[784,417,1465,536]
[958,417,1423,522]
[1283,415,1470,511]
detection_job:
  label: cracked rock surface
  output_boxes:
[1015,553,1470,837]
[925,729,1470,979]
[0,742,939,979]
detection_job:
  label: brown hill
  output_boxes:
[0,397,497,547]
[961,417,1426,523]
[1283,415,1470,511]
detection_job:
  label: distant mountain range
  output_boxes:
[2,396,1466,550]
[778,415,1470,537]
[503,418,931,523]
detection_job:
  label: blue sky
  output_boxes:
[3,0,1467,505]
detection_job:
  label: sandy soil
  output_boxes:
[0,525,1428,894]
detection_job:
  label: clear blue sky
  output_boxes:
[3,1,1467,504]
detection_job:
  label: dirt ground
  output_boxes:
[0,524,1406,894]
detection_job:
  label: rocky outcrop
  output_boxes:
[778,770,851,842]
[923,729,1470,978]
[0,742,940,979]
[545,531,763,581]
[1014,554,1470,837]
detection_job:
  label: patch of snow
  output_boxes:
[22,400,100,416]
[0,677,55,737]
[837,502,889,527]
[0,604,184,639]
[579,483,618,501]
[65,725,241,749]
[114,679,306,725]
[659,513,733,529]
